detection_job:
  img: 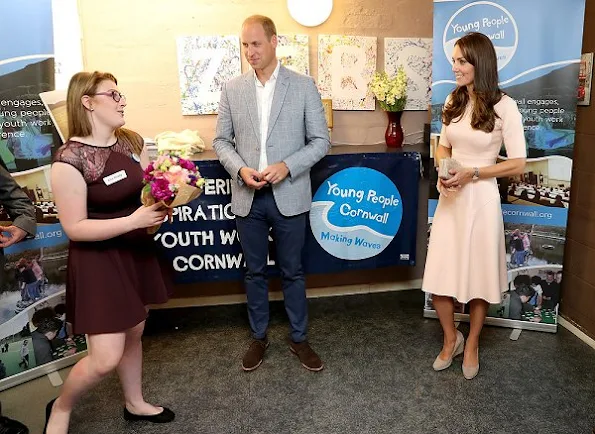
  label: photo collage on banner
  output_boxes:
[426,0,586,331]
[0,0,85,388]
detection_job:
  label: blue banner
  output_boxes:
[0,1,86,390]
[427,0,585,331]
[432,0,584,159]
[155,153,420,283]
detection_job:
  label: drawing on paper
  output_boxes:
[277,35,309,76]
[176,35,241,115]
[385,38,432,111]
[318,35,377,110]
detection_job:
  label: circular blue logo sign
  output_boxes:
[443,1,518,71]
[309,167,403,260]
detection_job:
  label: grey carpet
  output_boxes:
[67,290,595,434]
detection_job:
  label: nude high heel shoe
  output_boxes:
[433,330,464,371]
[462,348,479,380]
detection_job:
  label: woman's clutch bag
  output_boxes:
[438,158,462,180]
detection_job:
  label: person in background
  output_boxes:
[53,304,73,343]
[422,32,527,380]
[529,275,543,309]
[15,259,40,301]
[213,15,330,372]
[45,71,175,434]
[31,308,72,367]
[18,340,29,369]
[542,271,560,310]
[31,256,47,296]
[0,162,36,284]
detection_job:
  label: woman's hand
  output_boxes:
[436,178,451,197]
[442,167,474,190]
[129,203,168,230]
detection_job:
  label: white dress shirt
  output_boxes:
[254,61,281,172]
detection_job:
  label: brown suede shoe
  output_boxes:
[242,338,269,371]
[289,341,324,372]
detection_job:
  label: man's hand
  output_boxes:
[261,162,289,185]
[0,225,28,248]
[239,167,268,190]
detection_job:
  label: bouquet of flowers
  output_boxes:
[369,65,408,112]
[141,154,205,234]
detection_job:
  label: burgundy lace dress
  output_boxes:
[54,137,173,334]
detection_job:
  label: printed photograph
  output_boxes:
[1,239,68,324]
[0,292,86,380]
[505,157,571,208]
[39,90,68,143]
[0,313,31,379]
[488,265,562,324]
[1,165,58,224]
[505,223,565,270]
[577,52,593,106]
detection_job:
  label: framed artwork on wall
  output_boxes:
[176,35,241,115]
[322,99,333,128]
[385,38,433,111]
[277,34,310,76]
[578,52,593,106]
[317,35,377,110]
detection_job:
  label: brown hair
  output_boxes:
[442,32,502,133]
[66,71,143,154]
[66,71,117,139]
[242,15,277,40]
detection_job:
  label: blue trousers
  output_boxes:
[235,189,308,343]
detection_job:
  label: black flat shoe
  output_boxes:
[43,398,57,434]
[123,406,175,423]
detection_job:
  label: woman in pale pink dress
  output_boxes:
[423,32,527,379]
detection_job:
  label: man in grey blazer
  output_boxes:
[0,161,37,283]
[213,15,331,372]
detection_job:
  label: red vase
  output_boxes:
[385,111,404,148]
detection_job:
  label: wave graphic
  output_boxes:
[310,203,394,260]
[0,54,54,67]
[432,60,579,88]
[445,38,515,65]
[499,60,579,86]
[311,201,394,239]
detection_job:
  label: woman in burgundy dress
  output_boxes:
[45,71,175,434]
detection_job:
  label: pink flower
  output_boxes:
[180,158,195,171]
[142,153,205,204]
[151,178,174,201]
[163,168,188,186]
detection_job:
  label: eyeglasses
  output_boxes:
[92,90,126,103]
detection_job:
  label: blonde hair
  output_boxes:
[66,71,117,139]
[242,15,277,40]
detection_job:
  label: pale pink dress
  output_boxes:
[422,95,526,304]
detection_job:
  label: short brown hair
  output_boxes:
[242,15,277,40]
[66,71,117,139]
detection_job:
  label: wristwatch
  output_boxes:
[472,167,480,181]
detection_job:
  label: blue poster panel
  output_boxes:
[0,1,86,389]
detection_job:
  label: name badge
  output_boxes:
[103,170,127,186]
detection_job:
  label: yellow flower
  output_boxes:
[369,66,408,112]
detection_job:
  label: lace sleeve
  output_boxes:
[53,142,109,183]
[53,143,85,173]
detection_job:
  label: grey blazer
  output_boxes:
[0,163,36,279]
[213,65,331,217]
